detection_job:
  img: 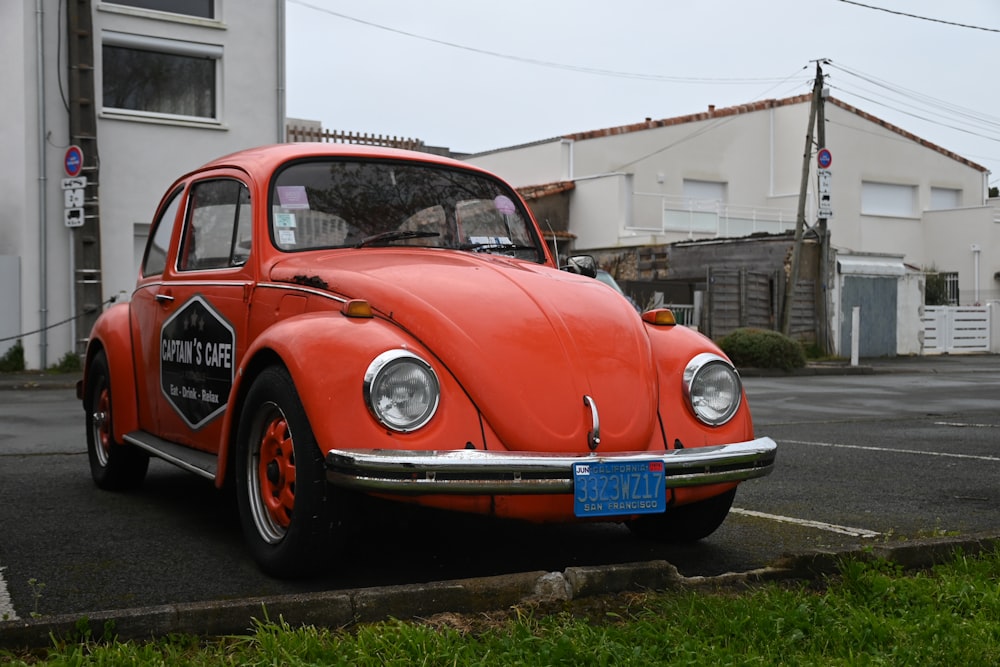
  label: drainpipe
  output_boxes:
[972,243,981,305]
[35,0,48,368]
[276,0,286,141]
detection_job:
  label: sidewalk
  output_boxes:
[731,352,999,377]
[1,354,997,389]
[0,371,82,391]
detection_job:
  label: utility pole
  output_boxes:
[67,0,103,356]
[781,62,824,337]
[815,72,830,354]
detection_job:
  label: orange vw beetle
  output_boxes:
[80,144,776,578]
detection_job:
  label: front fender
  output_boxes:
[83,302,139,444]
[646,323,755,446]
[216,311,483,487]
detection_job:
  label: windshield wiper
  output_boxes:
[459,241,537,254]
[355,230,440,248]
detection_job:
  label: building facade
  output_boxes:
[3,0,284,369]
[465,94,998,355]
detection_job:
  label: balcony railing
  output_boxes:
[633,193,797,238]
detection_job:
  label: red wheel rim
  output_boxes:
[257,415,296,529]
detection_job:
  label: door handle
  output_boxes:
[154,292,175,303]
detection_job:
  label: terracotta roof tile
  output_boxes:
[517,180,576,200]
[558,94,986,172]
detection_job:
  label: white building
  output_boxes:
[466,93,999,355]
[3,0,285,369]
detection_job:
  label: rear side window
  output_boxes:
[178,179,252,271]
[141,186,183,277]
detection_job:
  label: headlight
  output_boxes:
[682,353,742,426]
[364,350,440,432]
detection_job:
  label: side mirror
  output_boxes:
[561,254,597,278]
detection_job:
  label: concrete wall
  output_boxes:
[96,3,284,308]
[466,140,570,187]
[6,1,283,369]
[992,302,1000,354]
[923,207,1000,304]
[465,97,995,340]
[0,257,21,359]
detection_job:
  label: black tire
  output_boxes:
[85,349,149,490]
[234,366,337,578]
[626,488,737,543]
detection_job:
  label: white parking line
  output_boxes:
[933,421,999,429]
[0,566,17,621]
[782,439,1000,462]
[732,508,881,538]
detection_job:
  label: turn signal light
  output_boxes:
[341,299,373,318]
[642,308,677,326]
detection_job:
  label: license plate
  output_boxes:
[573,460,666,517]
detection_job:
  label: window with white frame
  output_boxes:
[102,32,220,120]
[662,179,727,234]
[929,187,961,210]
[860,181,917,218]
[682,179,727,205]
[103,0,214,19]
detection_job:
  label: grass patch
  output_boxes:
[4,548,1000,665]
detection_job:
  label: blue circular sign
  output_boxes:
[64,145,84,177]
[817,148,832,169]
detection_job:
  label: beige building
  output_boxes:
[466,94,999,355]
[3,0,285,369]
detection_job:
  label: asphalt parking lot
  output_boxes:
[1,353,998,648]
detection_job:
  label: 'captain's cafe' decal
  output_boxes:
[160,295,235,429]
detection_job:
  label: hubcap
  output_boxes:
[92,387,111,467]
[247,403,296,543]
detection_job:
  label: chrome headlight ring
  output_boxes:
[364,350,440,432]
[682,353,743,426]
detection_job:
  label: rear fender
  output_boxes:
[83,303,139,444]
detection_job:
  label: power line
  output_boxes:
[822,61,1000,148]
[837,0,1000,33]
[288,0,795,86]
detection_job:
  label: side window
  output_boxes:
[178,179,252,271]
[141,186,183,277]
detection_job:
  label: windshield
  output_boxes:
[270,159,544,262]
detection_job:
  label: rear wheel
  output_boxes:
[85,350,149,490]
[235,366,337,578]
[626,488,736,543]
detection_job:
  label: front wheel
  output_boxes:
[235,366,338,578]
[85,349,149,491]
[626,488,736,543]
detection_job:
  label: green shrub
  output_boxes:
[719,327,806,371]
[0,340,25,372]
[50,350,82,374]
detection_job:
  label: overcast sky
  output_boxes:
[285,1,1000,188]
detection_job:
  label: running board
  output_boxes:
[123,431,218,481]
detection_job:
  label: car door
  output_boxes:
[133,173,254,453]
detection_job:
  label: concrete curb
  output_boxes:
[2,534,997,650]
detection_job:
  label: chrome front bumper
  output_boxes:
[325,437,776,495]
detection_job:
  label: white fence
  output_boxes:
[921,305,992,354]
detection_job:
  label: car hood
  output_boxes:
[270,250,659,453]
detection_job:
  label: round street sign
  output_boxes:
[817,148,832,169]
[64,145,84,177]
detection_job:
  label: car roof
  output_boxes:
[191,143,483,179]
